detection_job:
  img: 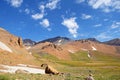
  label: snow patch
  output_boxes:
[92,46,97,51]
[26,46,31,50]
[56,39,62,45]
[0,65,45,74]
[68,50,75,53]
[17,64,27,67]
[0,41,12,53]
[58,39,62,43]
[88,53,90,58]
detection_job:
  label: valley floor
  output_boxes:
[0,61,120,80]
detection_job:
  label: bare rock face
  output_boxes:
[41,64,59,75]
[18,37,23,47]
[41,42,62,51]
[30,42,71,60]
[0,27,35,65]
[0,27,24,50]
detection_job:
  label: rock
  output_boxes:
[18,37,23,47]
[41,64,59,75]
[85,74,95,80]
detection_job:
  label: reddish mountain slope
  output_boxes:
[0,28,34,65]
[30,39,120,60]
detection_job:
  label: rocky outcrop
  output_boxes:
[0,27,35,65]
[41,64,59,75]
[18,37,23,47]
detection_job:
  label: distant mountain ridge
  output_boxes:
[76,38,100,43]
[23,39,36,46]
[23,37,120,46]
[86,38,100,43]
[104,38,120,46]
[37,36,71,45]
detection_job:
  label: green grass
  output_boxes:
[0,66,120,80]
[0,75,10,80]
[32,52,59,61]
[70,51,90,61]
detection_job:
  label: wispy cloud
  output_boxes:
[76,0,120,12]
[46,0,60,10]
[25,8,30,14]
[104,19,108,21]
[81,14,92,20]
[62,17,79,38]
[94,24,102,27]
[96,21,120,41]
[88,0,120,12]
[76,0,85,3]
[111,21,120,29]
[96,32,111,41]
[31,13,44,20]
[6,0,23,8]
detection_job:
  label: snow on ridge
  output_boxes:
[0,65,45,74]
[92,46,97,51]
[0,41,12,53]
[58,39,62,43]
[0,28,6,31]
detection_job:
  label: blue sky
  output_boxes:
[0,0,120,41]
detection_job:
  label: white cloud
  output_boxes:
[62,17,79,38]
[46,0,60,10]
[31,13,44,20]
[25,8,30,14]
[81,14,92,19]
[6,0,23,7]
[76,0,85,3]
[88,0,120,12]
[39,5,45,13]
[111,21,120,29]
[94,24,102,27]
[40,19,50,28]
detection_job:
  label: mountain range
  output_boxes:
[0,27,120,63]
[23,37,120,46]
[23,36,120,60]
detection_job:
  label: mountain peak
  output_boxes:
[23,39,36,46]
[38,36,71,45]
[86,38,100,42]
[104,38,120,46]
